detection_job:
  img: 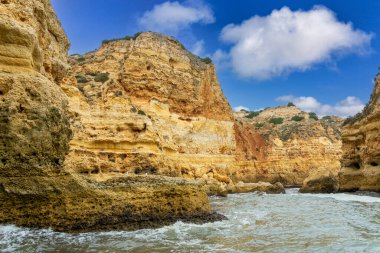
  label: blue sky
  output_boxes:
[51,0,380,117]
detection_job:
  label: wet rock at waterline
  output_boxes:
[300,168,339,193]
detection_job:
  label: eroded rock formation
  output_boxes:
[299,168,339,193]
[234,106,343,186]
[65,37,344,192]
[0,0,221,232]
[339,74,380,191]
[64,32,237,193]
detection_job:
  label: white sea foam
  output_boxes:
[284,187,380,203]
[310,193,380,203]
[1,191,380,252]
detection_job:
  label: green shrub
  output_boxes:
[77,85,85,93]
[322,116,332,121]
[179,42,186,50]
[75,75,88,83]
[94,73,109,83]
[343,113,362,126]
[102,32,142,45]
[133,32,142,39]
[201,57,212,64]
[245,110,261,119]
[77,56,85,62]
[255,123,265,128]
[287,102,295,107]
[137,110,146,116]
[269,117,284,125]
[308,112,319,120]
[291,115,304,122]
[86,72,97,76]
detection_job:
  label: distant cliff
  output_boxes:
[234,106,343,186]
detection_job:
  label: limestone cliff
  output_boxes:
[0,0,221,231]
[64,32,236,192]
[65,35,343,191]
[339,74,380,191]
[234,106,343,186]
[0,0,71,178]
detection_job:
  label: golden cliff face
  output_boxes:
[0,0,71,177]
[0,0,69,81]
[64,32,236,188]
[234,106,343,186]
[339,74,380,191]
[0,1,220,231]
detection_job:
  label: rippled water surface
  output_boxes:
[1,189,380,252]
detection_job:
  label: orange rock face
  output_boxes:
[65,36,344,192]
[70,32,232,121]
[64,33,237,191]
[233,106,343,186]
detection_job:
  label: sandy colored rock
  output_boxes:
[0,0,221,232]
[300,168,339,193]
[227,181,285,194]
[0,173,223,232]
[339,74,380,191]
[64,32,236,185]
[233,106,342,186]
[0,0,71,177]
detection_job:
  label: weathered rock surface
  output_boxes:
[64,32,237,190]
[0,0,221,232]
[300,168,339,193]
[65,38,345,193]
[0,0,71,174]
[339,74,380,191]
[227,181,285,194]
[234,106,343,186]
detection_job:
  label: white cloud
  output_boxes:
[234,105,250,112]
[276,95,365,117]
[211,49,230,70]
[334,96,365,116]
[221,6,373,79]
[138,1,215,35]
[190,40,205,55]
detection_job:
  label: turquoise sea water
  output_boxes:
[1,189,380,253]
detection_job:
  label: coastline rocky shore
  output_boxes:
[0,0,379,232]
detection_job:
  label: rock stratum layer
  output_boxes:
[339,74,380,191]
[0,0,221,232]
[65,35,344,192]
[64,32,237,193]
[234,107,343,186]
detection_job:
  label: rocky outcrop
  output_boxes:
[0,0,71,173]
[227,181,285,194]
[234,106,343,186]
[299,168,339,193]
[339,74,380,191]
[64,32,237,192]
[0,0,221,232]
